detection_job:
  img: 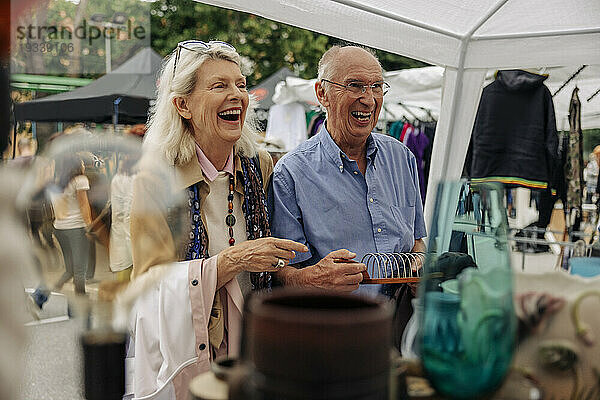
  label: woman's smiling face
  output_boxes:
[181,58,249,147]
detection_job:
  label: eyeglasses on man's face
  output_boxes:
[172,40,237,79]
[321,79,390,96]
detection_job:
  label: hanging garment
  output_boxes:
[565,87,584,213]
[389,121,404,140]
[404,127,430,203]
[421,122,436,199]
[266,103,308,152]
[555,132,569,204]
[400,123,413,143]
[306,111,325,138]
[469,70,559,190]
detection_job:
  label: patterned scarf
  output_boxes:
[184,155,272,290]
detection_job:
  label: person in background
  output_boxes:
[10,137,58,311]
[80,151,110,283]
[49,151,92,295]
[8,136,35,167]
[584,149,600,203]
[108,154,135,282]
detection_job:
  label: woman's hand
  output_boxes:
[216,237,308,287]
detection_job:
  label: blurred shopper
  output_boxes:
[8,137,58,309]
[80,151,110,282]
[8,136,35,167]
[584,152,598,203]
[49,152,92,295]
[109,155,135,282]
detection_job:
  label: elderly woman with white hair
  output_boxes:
[127,41,306,399]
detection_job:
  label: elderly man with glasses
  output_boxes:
[270,46,427,303]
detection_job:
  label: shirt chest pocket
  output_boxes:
[390,205,416,252]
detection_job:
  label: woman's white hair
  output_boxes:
[144,43,259,166]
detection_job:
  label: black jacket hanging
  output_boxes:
[468,70,559,190]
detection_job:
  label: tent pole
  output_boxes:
[472,27,600,41]
[425,0,510,227]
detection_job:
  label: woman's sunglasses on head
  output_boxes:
[172,40,236,79]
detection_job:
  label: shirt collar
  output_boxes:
[318,122,379,170]
[195,143,234,182]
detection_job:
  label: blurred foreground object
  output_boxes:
[190,288,409,400]
[419,181,516,398]
[503,271,600,399]
[0,169,37,400]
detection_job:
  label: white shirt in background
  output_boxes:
[50,174,90,230]
[110,173,134,272]
[266,103,307,152]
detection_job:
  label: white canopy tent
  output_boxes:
[271,65,600,129]
[195,0,600,225]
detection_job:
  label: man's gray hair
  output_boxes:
[317,45,381,83]
[144,43,259,166]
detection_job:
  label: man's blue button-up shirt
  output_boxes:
[270,124,427,271]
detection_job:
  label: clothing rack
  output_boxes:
[397,102,423,123]
[398,101,437,122]
[509,226,595,271]
[383,102,437,124]
[515,226,589,239]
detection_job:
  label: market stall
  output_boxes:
[13,47,162,124]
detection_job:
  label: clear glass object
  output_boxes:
[419,180,516,398]
[14,129,185,399]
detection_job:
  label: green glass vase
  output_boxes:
[420,181,516,398]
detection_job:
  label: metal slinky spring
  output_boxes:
[360,252,426,281]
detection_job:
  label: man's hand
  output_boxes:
[408,238,426,296]
[279,249,367,292]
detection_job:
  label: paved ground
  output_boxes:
[21,243,113,400]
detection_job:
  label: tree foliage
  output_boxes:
[150,0,427,86]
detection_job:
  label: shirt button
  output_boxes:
[354,171,358,175]
[199,343,206,351]
[377,228,382,233]
[369,198,374,203]
[191,279,198,286]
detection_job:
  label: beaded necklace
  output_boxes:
[226,174,236,246]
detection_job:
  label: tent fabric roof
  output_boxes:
[195,0,600,68]
[14,47,163,123]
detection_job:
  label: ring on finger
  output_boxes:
[273,258,285,268]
